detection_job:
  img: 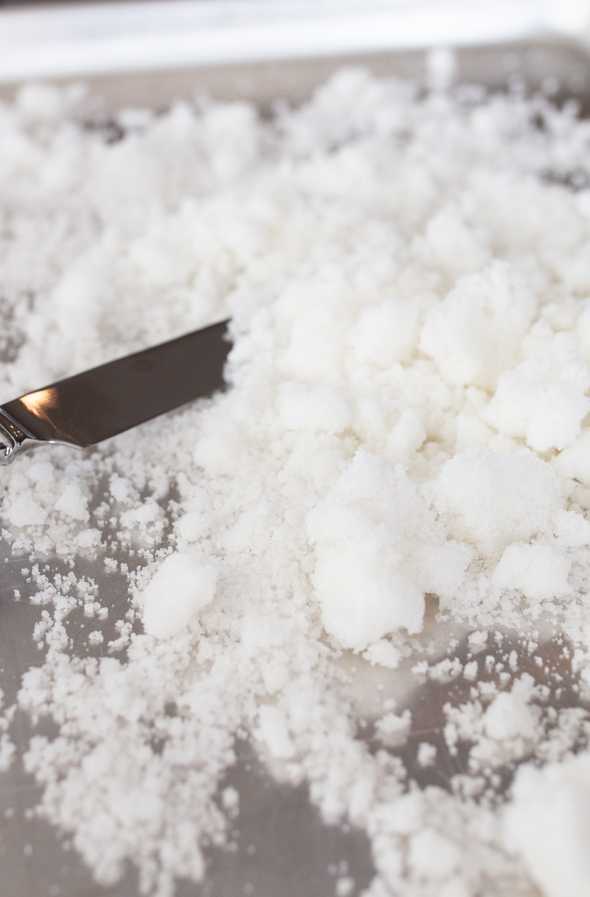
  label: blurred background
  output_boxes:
[0,1,589,88]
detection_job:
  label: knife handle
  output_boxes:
[0,408,43,465]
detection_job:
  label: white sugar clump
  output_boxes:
[141,552,217,639]
[306,451,471,649]
[354,300,422,367]
[363,639,402,670]
[407,829,461,881]
[55,482,89,520]
[487,334,590,452]
[256,705,295,760]
[4,494,48,528]
[493,543,572,602]
[3,69,590,897]
[484,678,539,741]
[432,449,561,556]
[553,429,590,484]
[504,753,590,897]
[277,382,352,433]
[420,262,536,390]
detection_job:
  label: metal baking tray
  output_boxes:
[1,8,590,897]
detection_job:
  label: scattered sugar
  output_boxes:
[1,69,590,897]
[468,631,488,654]
[0,689,14,772]
[375,709,412,747]
[417,743,437,768]
[221,786,239,813]
[463,661,478,681]
[335,875,355,897]
[0,738,13,773]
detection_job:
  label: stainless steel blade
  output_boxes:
[0,319,231,464]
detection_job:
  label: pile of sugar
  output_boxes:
[2,69,590,897]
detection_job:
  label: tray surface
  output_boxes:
[1,37,590,897]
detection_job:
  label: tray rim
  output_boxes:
[1,0,590,85]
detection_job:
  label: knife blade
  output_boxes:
[0,318,231,465]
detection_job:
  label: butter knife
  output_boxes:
[0,319,230,465]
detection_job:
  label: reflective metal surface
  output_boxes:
[0,319,230,464]
[1,34,590,897]
[0,410,42,464]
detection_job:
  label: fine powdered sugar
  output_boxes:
[2,68,590,896]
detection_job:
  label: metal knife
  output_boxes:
[0,319,231,465]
